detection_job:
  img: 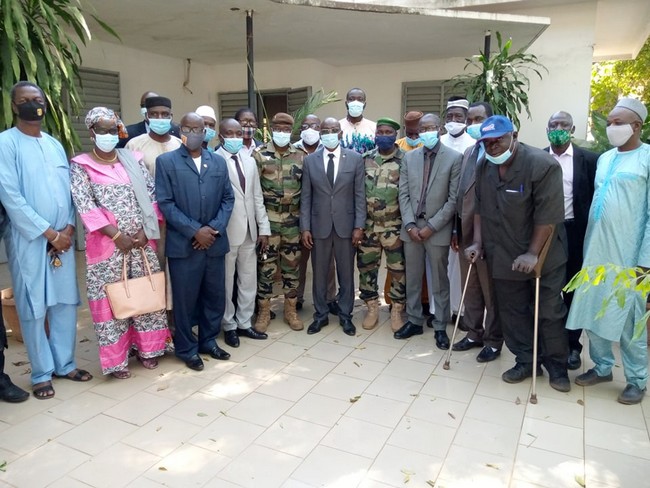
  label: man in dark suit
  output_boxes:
[545,111,598,370]
[300,117,366,336]
[156,112,235,371]
[396,113,462,350]
[451,102,504,362]
[118,91,180,148]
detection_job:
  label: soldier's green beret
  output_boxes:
[376,117,400,131]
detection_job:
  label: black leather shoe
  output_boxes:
[394,321,424,339]
[502,363,542,384]
[328,302,341,316]
[224,330,240,348]
[567,349,582,370]
[340,319,356,336]
[476,346,500,363]
[618,384,647,405]
[204,344,231,361]
[237,327,268,340]
[307,319,329,335]
[0,374,29,403]
[549,374,571,393]
[452,336,483,351]
[575,368,613,387]
[434,330,450,350]
[426,315,436,328]
[185,355,204,371]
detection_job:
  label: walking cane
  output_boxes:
[443,262,473,370]
[529,232,555,404]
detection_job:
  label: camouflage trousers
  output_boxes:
[357,227,405,303]
[257,215,301,299]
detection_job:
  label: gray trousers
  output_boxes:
[404,234,450,331]
[458,251,503,349]
[298,244,337,303]
[312,233,355,322]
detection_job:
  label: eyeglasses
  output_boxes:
[180,127,205,134]
[320,129,340,135]
[300,123,320,130]
[92,127,118,135]
[418,125,439,133]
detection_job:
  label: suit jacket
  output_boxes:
[155,145,234,258]
[543,143,598,239]
[399,143,462,245]
[216,146,270,247]
[300,147,366,239]
[456,144,482,246]
[118,120,181,148]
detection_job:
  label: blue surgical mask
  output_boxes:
[94,133,119,153]
[321,133,340,150]
[347,100,364,118]
[406,136,421,147]
[204,127,216,143]
[148,118,172,135]
[375,135,397,152]
[272,131,291,148]
[223,137,243,154]
[485,136,515,165]
[419,131,439,149]
[466,123,482,140]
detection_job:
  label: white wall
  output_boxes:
[79,3,597,150]
[78,40,218,125]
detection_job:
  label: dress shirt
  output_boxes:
[549,144,574,219]
[323,145,342,184]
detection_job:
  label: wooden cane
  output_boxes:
[444,262,473,370]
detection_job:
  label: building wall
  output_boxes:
[78,41,217,125]
[79,2,597,148]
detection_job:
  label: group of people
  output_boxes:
[0,81,647,408]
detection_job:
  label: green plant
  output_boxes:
[0,0,119,154]
[291,89,340,135]
[564,264,650,338]
[452,31,547,129]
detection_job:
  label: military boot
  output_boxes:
[284,297,304,331]
[390,302,405,332]
[362,299,380,330]
[255,299,271,333]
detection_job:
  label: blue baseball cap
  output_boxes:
[478,115,514,141]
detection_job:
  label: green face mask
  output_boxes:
[547,129,571,146]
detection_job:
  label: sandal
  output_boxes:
[111,368,131,380]
[33,381,55,400]
[137,356,159,370]
[54,368,93,382]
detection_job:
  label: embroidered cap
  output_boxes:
[478,115,514,141]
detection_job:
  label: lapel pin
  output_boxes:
[203,164,207,168]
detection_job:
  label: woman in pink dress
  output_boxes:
[70,107,172,378]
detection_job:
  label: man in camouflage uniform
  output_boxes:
[253,112,304,331]
[358,117,406,331]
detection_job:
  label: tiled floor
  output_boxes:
[0,255,649,488]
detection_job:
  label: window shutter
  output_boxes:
[401,80,466,120]
[72,68,121,155]
[287,86,312,115]
[218,91,250,119]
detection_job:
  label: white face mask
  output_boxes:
[300,128,320,146]
[606,124,634,147]
[347,100,364,118]
[444,122,466,136]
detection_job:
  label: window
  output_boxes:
[401,80,464,119]
[218,86,312,126]
[71,67,122,155]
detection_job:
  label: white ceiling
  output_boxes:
[82,0,551,66]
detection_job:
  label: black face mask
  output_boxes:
[16,100,46,121]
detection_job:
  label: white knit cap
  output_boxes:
[615,97,647,122]
[195,105,217,122]
[447,99,469,110]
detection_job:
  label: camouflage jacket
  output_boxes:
[361,146,404,231]
[254,141,304,217]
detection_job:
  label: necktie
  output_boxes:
[232,154,246,192]
[416,151,433,218]
[327,153,335,186]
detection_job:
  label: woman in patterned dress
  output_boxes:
[70,107,172,378]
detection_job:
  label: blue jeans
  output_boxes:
[20,303,78,384]
[587,316,648,390]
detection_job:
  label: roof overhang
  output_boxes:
[83,0,550,66]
